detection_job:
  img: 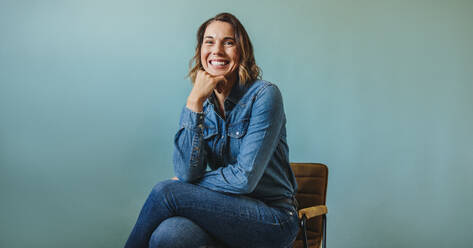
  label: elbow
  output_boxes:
[177,175,192,183]
[173,153,203,183]
[239,186,254,194]
[176,171,200,183]
[236,178,258,194]
[228,168,260,194]
[174,164,201,183]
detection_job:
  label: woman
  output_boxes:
[125,12,299,248]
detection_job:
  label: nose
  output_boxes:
[211,42,224,55]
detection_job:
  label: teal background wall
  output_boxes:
[1,0,472,247]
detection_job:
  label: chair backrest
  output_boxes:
[291,163,328,248]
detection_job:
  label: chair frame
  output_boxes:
[291,163,328,248]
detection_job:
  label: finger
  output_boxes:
[215,75,228,84]
[196,69,208,79]
[197,69,205,77]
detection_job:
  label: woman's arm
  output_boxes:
[172,107,207,182]
[195,84,284,194]
[173,70,226,182]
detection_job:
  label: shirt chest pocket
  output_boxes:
[203,125,218,140]
[227,119,249,161]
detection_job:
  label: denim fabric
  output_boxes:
[125,180,299,248]
[148,216,222,247]
[125,80,300,247]
[173,80,298,209]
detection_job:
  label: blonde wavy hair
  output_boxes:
[188,13,261,85]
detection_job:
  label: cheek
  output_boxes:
[232,52,240,68]
[200,56,205,66]
[200,51,208,66]
[228,50,239,63]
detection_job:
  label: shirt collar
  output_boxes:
[205,78,246,108]
[226,79,246,105]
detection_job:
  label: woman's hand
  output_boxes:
[186,70,227,112]
[171,177,179,181]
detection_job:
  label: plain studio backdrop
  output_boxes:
[1,0,472,247]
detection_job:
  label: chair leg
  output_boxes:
[301,214,308,248]
[322,215,327,248]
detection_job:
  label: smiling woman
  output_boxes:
[124,12,299,248]
[201,21,239,77]
[188,13,261,89]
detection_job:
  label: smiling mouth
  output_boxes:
[209,60,230,66]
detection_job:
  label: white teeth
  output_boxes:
[210,61,227,66]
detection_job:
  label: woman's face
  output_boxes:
[200,21,240,77]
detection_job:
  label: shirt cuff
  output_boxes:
[178,106,205,131]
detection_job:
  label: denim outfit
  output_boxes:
[125,80,299,248]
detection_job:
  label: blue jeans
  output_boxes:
[125,180,299,248]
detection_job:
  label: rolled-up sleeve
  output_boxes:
[172,106,207,182]
[195,85,284,194]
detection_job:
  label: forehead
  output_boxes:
[204,21,235,38]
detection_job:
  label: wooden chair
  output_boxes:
[291,163,328,248]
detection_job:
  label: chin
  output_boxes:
[211,71,228,76]
[204,68,228,76]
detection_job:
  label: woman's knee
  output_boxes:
[149,217,186,245]
[150,180,179,198]
[149,216,217,248]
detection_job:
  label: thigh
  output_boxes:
[157,180,299,248]
[149,216,224,248]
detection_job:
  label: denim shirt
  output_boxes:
[173,79,297,208]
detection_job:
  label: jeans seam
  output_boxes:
[178,204,293,226]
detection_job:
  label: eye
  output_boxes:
[204,40,214,44]
[224,40,234,46]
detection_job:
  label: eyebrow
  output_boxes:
[204,36,235,40]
